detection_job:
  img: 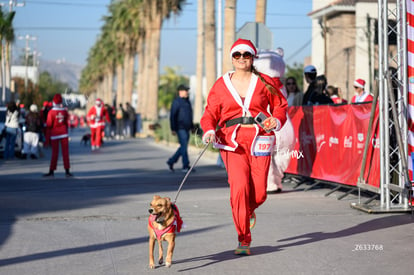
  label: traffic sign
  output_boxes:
[236,22,273,50]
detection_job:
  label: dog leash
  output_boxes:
[173,142,210,204]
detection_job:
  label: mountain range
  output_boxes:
[39,59,83,91]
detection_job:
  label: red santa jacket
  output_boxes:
[351,91,373,103]
[87,105,110,128]
[47,106,69,140]
[200,72,287,152]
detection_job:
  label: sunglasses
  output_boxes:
[232,51,253,60]
[286,82,296,86]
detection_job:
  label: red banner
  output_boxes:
[285,103,380,188]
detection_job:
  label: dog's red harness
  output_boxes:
[148,204,183,240]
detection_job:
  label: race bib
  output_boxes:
[252,135,275,156]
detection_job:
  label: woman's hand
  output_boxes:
[203,133,215,144]
[263,117,280,131]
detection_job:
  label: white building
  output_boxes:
[308,0,396,100]
[11,65,40,85]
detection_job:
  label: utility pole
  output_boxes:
[217,0,222,78]
[32,50,41,66]
[344,47,352,100]
[319,15,329,75]
[0,0,25,104]
[366,14,373,93]
[0,0,25,10]
[17,34,37,94]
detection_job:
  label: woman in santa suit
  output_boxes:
[43,93,73,177]
[200,39,287,255]
[87,98,110,150]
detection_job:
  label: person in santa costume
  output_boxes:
[87,98,110,150]
[40,101,52,148]
[253,48,296,194]
[351,78,373,103]
[201,38,287,255]
[43,93,73,177]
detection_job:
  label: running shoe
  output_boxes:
[250,212,256,229]
[234,242,251,256]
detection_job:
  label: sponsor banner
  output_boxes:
[285,103,380,188]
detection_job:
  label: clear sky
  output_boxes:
[11,0,313,75]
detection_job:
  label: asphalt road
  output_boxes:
[0,128,413,275]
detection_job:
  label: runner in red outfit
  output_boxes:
[200,39,287,255]
[87,98,110,150]
[43,93,73,178]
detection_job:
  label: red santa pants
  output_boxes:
[90,126,103,147]
[50,137,70,171]
[220,127,271,245]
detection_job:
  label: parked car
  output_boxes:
[0,106,23,158]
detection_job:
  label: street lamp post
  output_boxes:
[17,34,37,96]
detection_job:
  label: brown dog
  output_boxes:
[148,195,183,269]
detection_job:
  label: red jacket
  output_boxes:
[87,105,110,128]
[351,92,373,103]
[47,106,69,140]
[201,72,287,152]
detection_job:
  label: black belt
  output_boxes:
[225,117,256,127]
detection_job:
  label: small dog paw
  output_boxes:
[149,264,155,269]
[158,258,163,265]
[166,262,172,268]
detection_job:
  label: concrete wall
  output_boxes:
[326,12,356,101]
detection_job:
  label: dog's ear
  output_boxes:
[165,197,172,207]
[153,195,161,200]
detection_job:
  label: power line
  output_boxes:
[15,27,101,31]
[184,8,306,17]
[15,26,312,31]
[285,34,317,63]
[19,0,106,7]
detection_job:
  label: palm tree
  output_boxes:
[110,0,142,106]
[222,0,236,74]
[135,33,146,116]
[3,11,15,91]
[106,2,128,106]
[158,66,188,111]
[80,18,117,109]
[194,0,204,123]
[255,0,266,24]
[140,0,185,122]
[81,0,186,124]
[205,0,217,92]
[116,0,145,115]
[0,9,15,100]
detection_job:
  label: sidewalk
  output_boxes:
[0,129,413,274]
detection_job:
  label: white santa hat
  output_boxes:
[30,104,38,112]
[253,48,285,78]
[230,38,257,58]
[354,78,365,88]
